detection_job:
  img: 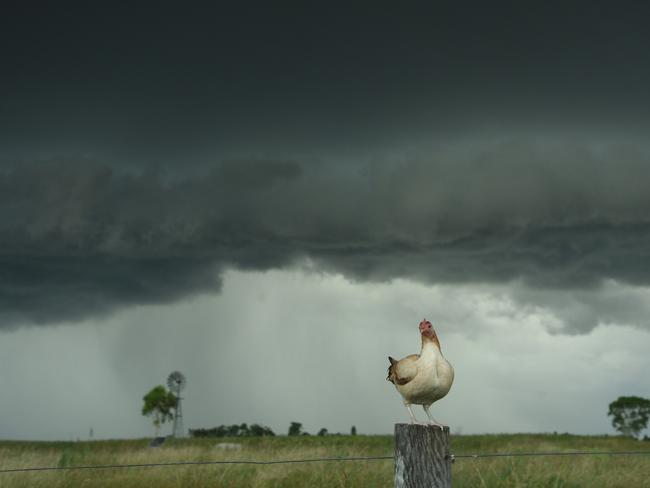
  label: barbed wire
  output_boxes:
[2,450,650,474]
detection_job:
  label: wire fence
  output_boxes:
[2,450,650,474]
[0,456,392,474]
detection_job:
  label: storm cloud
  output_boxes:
[3,139,650,327]
[3,3,650,330]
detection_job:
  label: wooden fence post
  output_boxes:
[394,424,451,488]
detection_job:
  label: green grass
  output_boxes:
[0,433,649,487]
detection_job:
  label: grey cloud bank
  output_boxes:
[4,140,650,328]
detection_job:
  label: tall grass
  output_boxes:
[0,433,648,487]
[450,434,650,488]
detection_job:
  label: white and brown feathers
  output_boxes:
[387,319,454,426]
[387,354,420,385]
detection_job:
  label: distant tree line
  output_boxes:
[190,423,275,438]
[288,422,358,436]
[190,422,359,438]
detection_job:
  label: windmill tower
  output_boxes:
[167,371,186,438]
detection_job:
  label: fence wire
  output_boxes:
[0,456,393,474]
[2,450,650,474]
[452,449,650,460]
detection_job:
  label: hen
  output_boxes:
[387,319,454,427]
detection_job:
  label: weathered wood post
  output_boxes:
[394,424,451,488]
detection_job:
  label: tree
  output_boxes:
[350,425,357,436]
[142,385,177,436]
[288,422,303,436]
[317,428,328,436]
[250,424,275,436]
[608,396,650,438]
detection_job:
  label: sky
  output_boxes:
[1,2,650,440]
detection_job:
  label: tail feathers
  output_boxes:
[387,356,397,383]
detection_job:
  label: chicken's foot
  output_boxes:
[423,404,447,430]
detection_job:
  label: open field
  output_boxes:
[0,433,649,487]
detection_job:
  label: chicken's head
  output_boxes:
[419,319,434,334]
[419,319,441,348]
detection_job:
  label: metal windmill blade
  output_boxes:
[167,371,186,394]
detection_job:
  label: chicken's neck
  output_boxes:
[420,335,442,360]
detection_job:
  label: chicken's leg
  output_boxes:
[405,404,418,424]
[423,404,446,430]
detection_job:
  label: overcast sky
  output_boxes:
[2,2,650,440]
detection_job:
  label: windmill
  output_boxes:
[167,371,186,438]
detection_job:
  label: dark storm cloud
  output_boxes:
[3,2,650,164]
[3,140,650,327]
[3,3,650,327]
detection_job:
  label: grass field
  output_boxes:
[1,433,649,487]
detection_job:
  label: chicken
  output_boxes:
[387,319,454,427]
